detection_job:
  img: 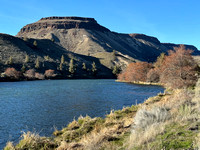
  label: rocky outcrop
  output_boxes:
[129,33,161,45]
[163,43,200,55]
[17,17,110,36]
[130,33,200,55]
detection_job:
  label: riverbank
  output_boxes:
[115,79,163,86]
[0,76,115,82]
[4,79,200,149]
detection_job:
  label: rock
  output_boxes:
[17,17,110,36]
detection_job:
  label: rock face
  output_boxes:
[17,17,110,36]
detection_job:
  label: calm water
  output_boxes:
[0,79,164,149]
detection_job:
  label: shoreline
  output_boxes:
[0,77,116,82]
[115,79,163,86]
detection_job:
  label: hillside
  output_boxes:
[17,16,200,69]
[0,33,112,79]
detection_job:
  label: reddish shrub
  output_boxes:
[24,69,36,79]
[118,62,152,82]
[4,68,22,80]
[147,68,160,83]
[117,72,126,81]
[45,69,56,78]
[35,73,45,80]
[160,45,198,88]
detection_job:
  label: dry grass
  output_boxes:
[54,115,104,143]
[56,141,68,150]
[81,127,111,150]
[80,123,129,150]
[193,78,200,109]
[133,107,170,130]
[17,131,41,148]
[56,141,83,150]
[15,131,56,149]
[127,106,171,149]
[147,89,195,118]
[56,106,137,150]
[128,122,167,149]
[77,106,138,149]
[4,142,15,150]
[177,104,195,121]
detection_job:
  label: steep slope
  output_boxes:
[16,16,200,70]
[0,33,112,78]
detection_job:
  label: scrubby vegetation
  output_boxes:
[0,58,103,81]
[118,45,199,89]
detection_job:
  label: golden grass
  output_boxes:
[128,122,167,149]
[16,131,41,149]
[15,131,57,150]
[4,142,15,150]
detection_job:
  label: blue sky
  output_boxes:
[0,0,200,49]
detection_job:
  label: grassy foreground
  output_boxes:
[4,80,200,150]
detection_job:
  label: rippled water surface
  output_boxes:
[0,79,164,148]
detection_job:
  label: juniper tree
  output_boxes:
[8,56,13,65]
[35,57,40,69]
[82,62,87,70]
[25,55,30,63]
[59,63,63,71]
[112,65,119,75]
[61,55,65,64]
[91,62,97,75]
[33,40,37,47]
[21,64,26,73]
[69,58,75,74]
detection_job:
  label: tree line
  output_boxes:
[0,54,98,81]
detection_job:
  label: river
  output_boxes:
[0,79,164,149]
